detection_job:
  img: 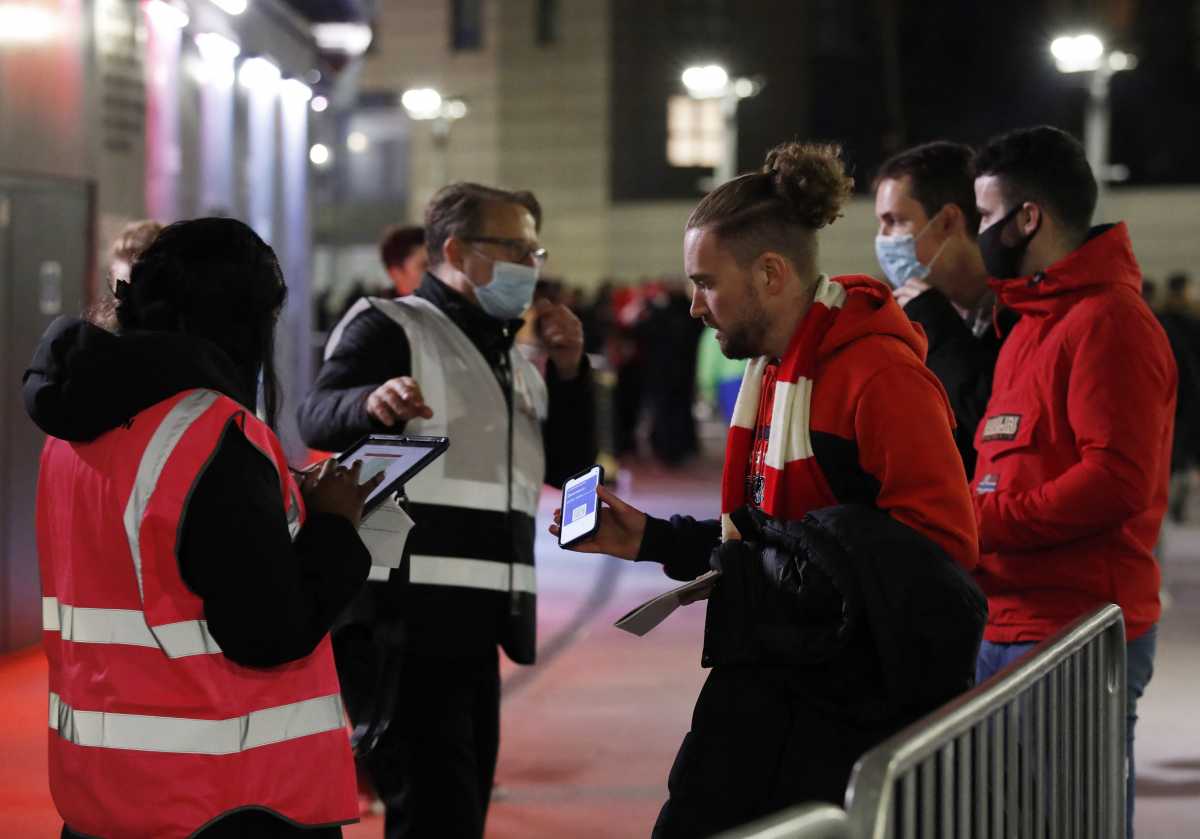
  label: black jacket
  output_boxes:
[296,275,597,663]
[638,505,986,722]
[26,317,367,839]
[902,289,1016,477]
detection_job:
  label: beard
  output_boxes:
[712,287,768,360]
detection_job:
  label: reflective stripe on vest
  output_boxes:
[122,389,220,604]
[377,555,537,593]
[49,691,346,755]
[42,597,220,658]
[38,389,357,836]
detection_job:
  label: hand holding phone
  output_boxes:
[552,468,648,559]
[558,465,603,547]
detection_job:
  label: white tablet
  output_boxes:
[336,434,449,514]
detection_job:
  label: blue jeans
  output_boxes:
[976,625,1158,839]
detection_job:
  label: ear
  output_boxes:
[938,203,964,236]
[755,251,791,295]
[444,236,467,273]
[1017,202,1042,237]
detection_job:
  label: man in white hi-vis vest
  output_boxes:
[299,183,597,839]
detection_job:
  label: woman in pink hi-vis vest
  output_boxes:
[25,218,382,839]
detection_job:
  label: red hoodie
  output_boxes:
[802,275,979,570]
[971,223,1175,643]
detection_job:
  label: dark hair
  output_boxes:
[116,218,288,427]
[1166,271,1190,296]
[424,182,542,267]
[975,126,1097,238]
[379,225,425,269]
[875,141,981,237]
[686,141,853,270]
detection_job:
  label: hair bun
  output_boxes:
[762,142,854,229]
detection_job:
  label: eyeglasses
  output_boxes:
[463,236,549,267]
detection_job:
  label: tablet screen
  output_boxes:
[337,436,449,511]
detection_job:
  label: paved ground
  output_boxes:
[349,450,1200,838]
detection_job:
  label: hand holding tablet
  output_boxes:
[335,434,450,516]
[300,459,385,529]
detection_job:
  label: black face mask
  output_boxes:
[978,204,1041,280]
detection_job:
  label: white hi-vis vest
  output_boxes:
[341,295,547,594]
[36,388,357,839]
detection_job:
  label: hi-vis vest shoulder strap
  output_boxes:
[36,388,356,838]
[363,295,547,517]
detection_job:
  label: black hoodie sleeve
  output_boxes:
[542,357,599,488]
[178,422,371,668]
[297,306,414,452]
[636,514,722,581]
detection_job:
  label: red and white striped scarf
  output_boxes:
[721,275,848,540]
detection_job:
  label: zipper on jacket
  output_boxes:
[498,337,519,616]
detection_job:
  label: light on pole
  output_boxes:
[401,87,469,188]
[1050,33,1137,187]
[681,63,762,186]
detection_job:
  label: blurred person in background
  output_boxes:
[640,278,704,466]
[874,141,1015,477]
[379,225,427,297]
[85,218,163,330]
[971,127,1176,836]
[25,218,380,839]
[298,182,596,839]
[555,142,984,836]
[695,329,747,422]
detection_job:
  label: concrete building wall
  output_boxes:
[363,0,503,216]
[496,0,611,284]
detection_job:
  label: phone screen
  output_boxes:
[559,465,603,547]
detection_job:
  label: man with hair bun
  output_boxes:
[555,142,985,834]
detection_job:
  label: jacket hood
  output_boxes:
[23,317,256,442]
[988,222,1142,317]
[819,274,929,362]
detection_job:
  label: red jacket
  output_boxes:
[809,275,980,571]
[971,223,1175,643]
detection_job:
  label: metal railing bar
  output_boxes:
[1072,654,1082,839]
[956,732,971,839]
[714,802,852,839]
[1033,678,1045,839]
[902,770,916,839]
[938,744,953,839]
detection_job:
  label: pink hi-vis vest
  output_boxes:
[36,389,357,838]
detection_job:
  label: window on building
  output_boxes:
[666,95,723,168]
[535,0,559,45]
[451,0,483,50]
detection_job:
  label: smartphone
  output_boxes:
[559,464,604,548]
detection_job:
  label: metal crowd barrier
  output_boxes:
[720,604,1128,839]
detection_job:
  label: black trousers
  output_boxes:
[652,665,899,839]
[349,648,501,839]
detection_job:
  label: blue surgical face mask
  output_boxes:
[475,260,538,320]
[874,215,947,289]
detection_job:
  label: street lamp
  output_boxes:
[401,87,469,187]
[1050,33,1137,186]
[681,63,762,186]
